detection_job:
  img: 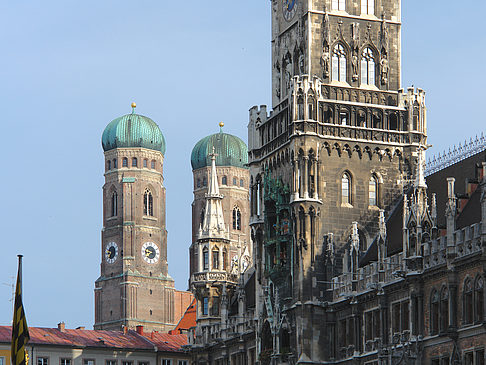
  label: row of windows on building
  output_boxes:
[200,207,242,231]
[109,189,154,217]
[335,276,485,353]
[202,246,228,272]
[106,158,157,171]
[332,0,375,15]
[342,172,378,206]
[196,176,245,189]
[35,358,187,365]
[332,45,380,86]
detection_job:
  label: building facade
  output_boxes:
[188,0,486,364]
[0,324,190,365]
[95,105,192,332]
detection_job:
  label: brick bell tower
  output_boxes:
[248,0,427,361]
[94,103,176,332]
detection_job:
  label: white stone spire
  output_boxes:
[200,148,227,239]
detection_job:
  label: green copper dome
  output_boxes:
[102,112,166,154]
[191,130,248,170]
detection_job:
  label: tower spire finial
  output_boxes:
[219,121,224,133]
[131,102,136,114]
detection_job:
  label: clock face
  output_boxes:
[105,242,118,264]
[142,242,160,264]
[282,0,297,21]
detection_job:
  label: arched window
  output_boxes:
[342,172,351,205]
[113,159,118,169]
[212,247,219,270]
[222,249,228,270]
[332,0,346,11]
[440,287,449,332]
[233,177,237,185]
[107,160,111,170]
[122,157,128,167]
[369,176,378,206]
[464,279,473,325]
[475,276,484,323]
[143,189,154,216]
[240,179,244,187]
[222,176,227,185]
[361,48,375,86]
[203,247,209,270]
[332,44,347,82]
[151,160,155,169]
[197,179,201,188]
[200,208,205,227]
[203,176,207,186]
[132,157,138,167]
[143,159,148,168]
[233,207,241,230]
[361,0,374,15]
[430,290,439,335]
[111,191,117,217]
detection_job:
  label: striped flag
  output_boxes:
[11,255,30,365]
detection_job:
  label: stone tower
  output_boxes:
[189,125,251,325]
[94,105,177,332]
[248,0,427,361]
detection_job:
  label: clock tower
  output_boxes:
[94,104,177,332]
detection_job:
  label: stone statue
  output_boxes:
[321,47,330,78]
[352,52,359,81]
[380,54,389,84]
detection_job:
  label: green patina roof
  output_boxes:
[191,130,248,170]
[102,112,166,154]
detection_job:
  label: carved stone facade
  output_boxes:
[187,1,486,364]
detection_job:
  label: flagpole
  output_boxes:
[17,255,23,293]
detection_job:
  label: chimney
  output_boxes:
[57,322,66,332]
[136,325,144,335]
[122,326,128,335]
[75,326,85,330]
[151,331,158,339]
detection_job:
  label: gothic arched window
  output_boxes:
[369,176,378,206]
[122,157,128,167]
[464,279,473,325]
[342,172,351,205]
[475,276,484,323]
[151,160,156,169]
[113,159,118,169]
[132,157,138,167]
[203,176,207,186]
[212,247,219,270]
[240,179,244,187]
[107,160,111,171]
[143,159,148,168]
[222,176,227,185]
[233,207,241,231]
[233,177,237,186]
[361,48,376,86]
[111,191,117,217]
[143,189,154,216]
[203,247,209,271]
[430,290,439,335]
[222,248,228,271]
[332,0,346,11]
[200,208,205,227]
[440,287,449,332]
[332,44,347,82]
[361,0,374,15]
[197,179,201,188]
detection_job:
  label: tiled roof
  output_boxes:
[172,298,196,334]
[141,332,187,352]
[0,326,186,353]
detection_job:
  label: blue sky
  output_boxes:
[0,1,484,328]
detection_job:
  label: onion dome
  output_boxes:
[191,123,248,170]
[102,103,166,154]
